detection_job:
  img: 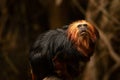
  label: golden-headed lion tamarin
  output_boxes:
[29,20,99,80]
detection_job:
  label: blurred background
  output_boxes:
[0,0,120,80]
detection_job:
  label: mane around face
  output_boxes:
[67,20,99,57]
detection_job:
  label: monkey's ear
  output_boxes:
[62,25,69,30]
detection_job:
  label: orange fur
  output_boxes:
[67,20,98,57]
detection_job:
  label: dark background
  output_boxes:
[0,0,120,80]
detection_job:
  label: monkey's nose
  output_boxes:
[80,27,87,33]
[81,28,87,32]
[80,27,88,36]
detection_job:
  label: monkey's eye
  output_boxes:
[77,24,82,28]
[77,24,88,28]
[83,24,88,28]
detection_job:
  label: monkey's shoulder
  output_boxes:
[31,28,68,52]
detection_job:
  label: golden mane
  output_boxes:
[67,20,99,57]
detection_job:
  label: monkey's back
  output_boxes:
[29,28,69,80]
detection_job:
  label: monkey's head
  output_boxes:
[67,20,99,59]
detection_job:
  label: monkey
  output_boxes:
[29,20,99,80]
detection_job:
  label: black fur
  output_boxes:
[29,26,88,80]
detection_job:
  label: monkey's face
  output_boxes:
[77,22,89,38]
[67,20,99,57]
